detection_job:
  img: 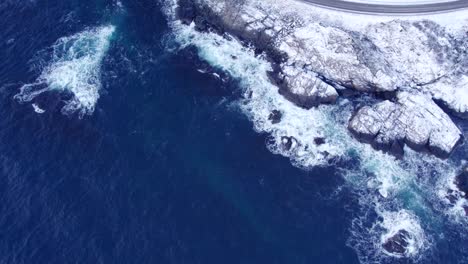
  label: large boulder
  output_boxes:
[349,92,462,158]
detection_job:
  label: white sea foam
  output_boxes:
[15,26,115,117]
[163,1,466,261]
[32,103,45,114]
[430,160,468,226]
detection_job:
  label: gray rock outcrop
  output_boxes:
[278,65,338,108]
[349,92,463,158]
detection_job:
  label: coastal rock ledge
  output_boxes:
[349,92,462,158]
[175,0,466,158]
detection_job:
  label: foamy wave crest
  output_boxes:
[15,25,115,117]
[164,2,467,262]
[171,22,349,167]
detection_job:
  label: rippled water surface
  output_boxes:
[0,0,466,263]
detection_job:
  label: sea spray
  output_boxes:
[15,25,115,118]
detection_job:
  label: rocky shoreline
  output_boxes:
[175,0,466,158]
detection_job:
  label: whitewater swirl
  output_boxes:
[15,25,115,117]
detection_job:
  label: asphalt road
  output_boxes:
[298,0,468,14]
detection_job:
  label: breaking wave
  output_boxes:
[15,25,115,117]
[163,1,467,262]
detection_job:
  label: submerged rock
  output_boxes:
[281,136,297,151]
[268,110,283,124]
[456,167,468,198]
[349,92,462,158]
[314,137,326,145]
[382,229,411,256]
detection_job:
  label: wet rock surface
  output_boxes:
[382,229,411,256]
[314,137,326,145]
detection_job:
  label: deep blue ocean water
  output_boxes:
[0,0,466,263]
[0,1,359,263]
